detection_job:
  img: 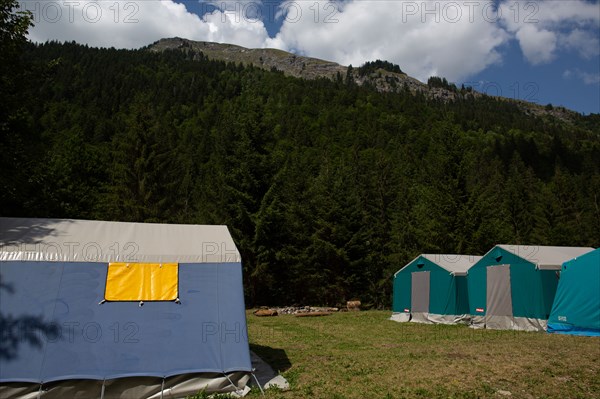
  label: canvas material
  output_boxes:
[410,313,471,325]
[470,315,485,329]
[468,245,592,321]
[389,312,410,322]
[393,255,475,319]
[513,317,547,332]
[410,312,430,323]
[486,265,513,317]
[419,254,481,275]
[484,315,514,330]
[455,276,471,316]
[485,264,513,329]
[482,316,547,332]
[105,263,178,301]
[0,372,251,399]
[0,261,252,384]
[427,313,471,325]
[496,245,594,270]
[0,217,241,263]
[547,324,600,336]
[548,249,600,335]
[510,264,558,321]
[411,271,430,313]
[392,268,412,313]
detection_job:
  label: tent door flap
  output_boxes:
[411,271,430,313]
[485,264,513,328]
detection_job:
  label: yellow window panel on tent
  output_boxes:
[105,263,178,301]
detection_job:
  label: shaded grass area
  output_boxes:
[247,311,600,399]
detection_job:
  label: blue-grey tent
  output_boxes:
[0,218,252,398]
[547,248,600,336]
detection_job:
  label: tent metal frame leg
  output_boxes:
[223,372,241,394]
[251,369,265,396]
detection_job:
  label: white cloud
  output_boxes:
[499,0,600,65]
[266,1,508,82]
[18,0,600,86]
[21,0,270,49]
[581,72,600,85]
[564,69,600,85]
[515,24,557,64]
[202,8,269,48]
[560,29,600,59]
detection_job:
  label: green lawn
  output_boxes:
[246,311,600,399]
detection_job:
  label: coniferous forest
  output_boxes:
[2,31,599,307]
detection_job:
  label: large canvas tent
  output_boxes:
[391,254,481,324]
[0,218,252,398]
[547,248,600,336]
[468,245,594,332]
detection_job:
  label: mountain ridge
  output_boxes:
[148,37,578,122]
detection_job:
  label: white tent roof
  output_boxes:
[0,218,241,263]
[421,254,482,275]
[395,254,482,276]
[492,245,594,270]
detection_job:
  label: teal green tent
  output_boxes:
[548,248,600,336]
[468,245,594,332]
[391,254,481,324]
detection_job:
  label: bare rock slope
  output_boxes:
[148,37,578,122]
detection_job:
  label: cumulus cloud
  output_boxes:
[21,0,270,49]
[514,24,557,64]
[564,69,600,85]
[560,29,600,59]
[267,1,508,82]
[202,7,269,48]
[18,0,600,85]
[499,0,600,65]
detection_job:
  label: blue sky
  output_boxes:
[22,0,600,114]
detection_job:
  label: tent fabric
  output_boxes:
[486,265,513,318]
[105,262,179,301]
[411,271,430,313]
[420,313,470,325]
[468,245,594,331]
[0,218,241,263]
[0,372,251,399]
[0,218,252,397]
[0,262,251,382]
[410,271,430,323]
[389,312,410,322]
[420,254,482,276]
[392,254,480,324]
[496,245,593,270]
[548,248,600,336]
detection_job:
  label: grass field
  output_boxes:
[246,311,600,399]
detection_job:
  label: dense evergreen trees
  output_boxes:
[358,60,403,76]
[2,39,599,307]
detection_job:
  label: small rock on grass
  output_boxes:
[264,375,290,391]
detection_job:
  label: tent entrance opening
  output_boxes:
[486,264,513,329]
[411,271,430,313]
